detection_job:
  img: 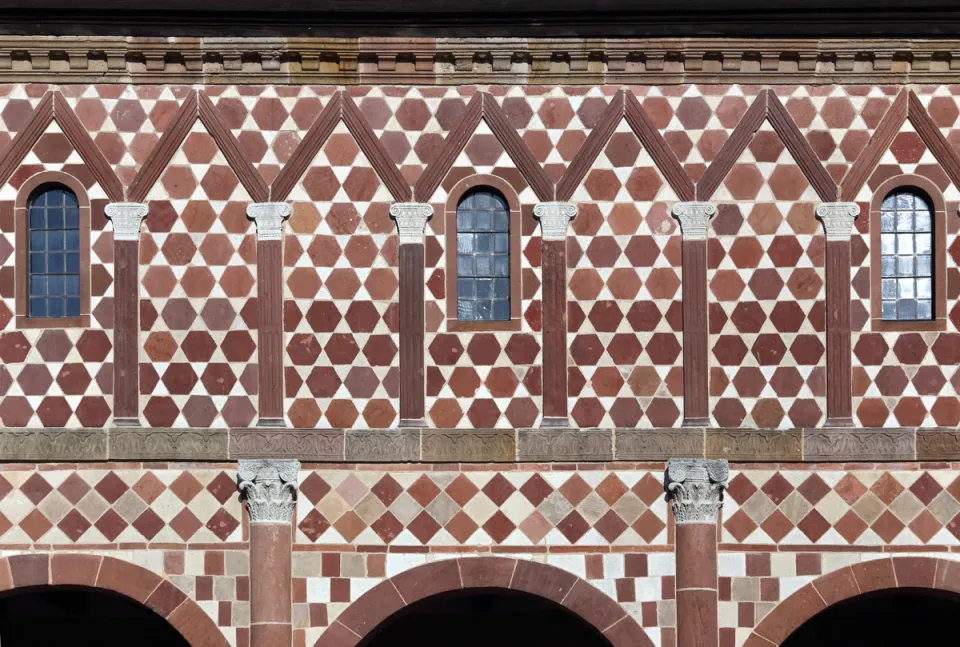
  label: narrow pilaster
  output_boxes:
[672,202,715,426]
[247,203,291,427]
[238,460,299,647]
[817,202,860,427]
[534,202,577,427]
[105,202,148,427]
[665,458,728,647]
[390,203,433,426]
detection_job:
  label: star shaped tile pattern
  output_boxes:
[283,122,400,429]
[565,119,684,428]
[139,119,259,428]
[0,120,114,427]
[708,123,827,429]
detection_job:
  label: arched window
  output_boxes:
[878,188,933,321]
[27,185,82,318]
[455,187,511,322]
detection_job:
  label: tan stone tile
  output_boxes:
[852,492,885,524]
[779,491,812,525]
[928,490,960,524]
[354,492,387,525]
[812,490,848,525]
[889,491,924,523]
[741,492,777,525]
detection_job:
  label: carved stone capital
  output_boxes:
[105,202,148,241]
[389,202,434,244]
[533,202,577,241]
[247,202,292,242]
[237,459,300,523]
[816,202,860,241]
[671,202,716,241]
[665,458,728,524]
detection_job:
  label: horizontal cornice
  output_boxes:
[5,36,960,83]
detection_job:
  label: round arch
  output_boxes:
[743,556,960,647]
[0,553,230,647]
[314,556,654,647]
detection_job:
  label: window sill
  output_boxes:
[17,315,90,329]
[870,317,947,333]
[447,318,522,333]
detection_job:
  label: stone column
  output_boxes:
[247,203,291,427]
[817,203,860,427]
[238,459,299,647]
[535,202,577,427]
[665,458,728,647]
[105,202,149,427]
[390,203,433,426]
[672,203,716,426]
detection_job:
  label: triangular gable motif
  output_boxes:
[0,91,124,201]
[840,90,960,201]
[128,91,268,203]
[270,92,410,203]
[414,92,553,202]
[696,89,837,202]
[556,90,695,202]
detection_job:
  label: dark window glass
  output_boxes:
[456,188,510,321]
[879,189,933,321]
[28,186,81,318]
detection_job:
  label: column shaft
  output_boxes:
[257,238,284,422]
[399,243,425,423]
[681,238,709,424]
[541,238,568,421]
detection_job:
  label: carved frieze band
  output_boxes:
[247,202,292,241]
[105,202,149,241]
[389,202,434,244]
[5,37,960,83]
[533,202,577,241]
[816,202,861,241]
[665,458,729,524]
[237,459,300,523]
[672,202,716,241]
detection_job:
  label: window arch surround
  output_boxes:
[444,175,522,332]
[870,174,947,332]
[14,171,91,329]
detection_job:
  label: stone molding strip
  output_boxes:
[5,37,960,84]
[0,426,956,462]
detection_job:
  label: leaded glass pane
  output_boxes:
[27,185,81,319]
[879,189,936,321]
[455,188,510,321]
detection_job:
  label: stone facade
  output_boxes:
[1,34,960,647]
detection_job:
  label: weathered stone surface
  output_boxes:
[421,430,516,462]
[110,429,228,460]
[916,430,960,460]
[615,429,705,460]
[0,429,106,461]
[230,429,344,461]
[705,429,802,461]
[345,429,420,462]
[518,429,612,461]
[804,429,914,461]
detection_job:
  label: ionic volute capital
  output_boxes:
[390,202,434,244]
[534,202,577,241]
[816,202,860,242]
[237,459,300,523]
[665,458,728,524]
[247,202,292,242]
[105,203,149,241]
[671,202,716,241]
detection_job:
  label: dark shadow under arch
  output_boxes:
[782,587,960,647]
[0,585,191,647]
[359,588,613,647]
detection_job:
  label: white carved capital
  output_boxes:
[671,202,716,241]
[237,459,300,523]
[816,202,860,242]
[104,202,149,241]
[246,202,292,242]
[665,458,728,524]
[533,202,577,241]
[389,202,433,244]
